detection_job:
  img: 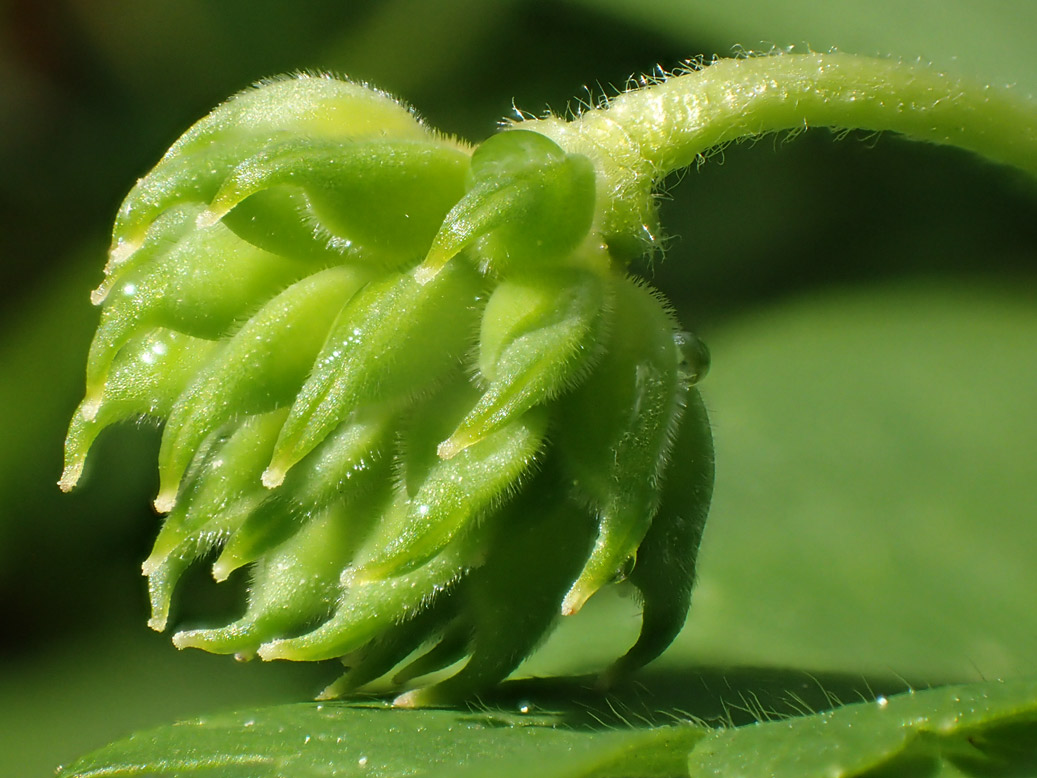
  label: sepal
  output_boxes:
[554,275,688,615]
[60,329,218,491]
[155,265,368,511]
[603,388,713,684]
[352,389,548,581]
[264,262,482,487]
[417,130,596,281]
[85,213,301,411]
[106,74,437,280]
[438,263,608,459]
[204,138,469,268]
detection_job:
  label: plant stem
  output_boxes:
[527,52,1037,251]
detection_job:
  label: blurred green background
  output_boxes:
[1,2,1034,775]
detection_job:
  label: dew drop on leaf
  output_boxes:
[674,331,710,386]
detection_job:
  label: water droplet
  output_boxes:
[674,331,710,385]
[609,554,637,584]
[517,701,533,714]
[876,696,888,708]
[358,756,369,767]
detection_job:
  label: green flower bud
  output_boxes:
[62,73,714,703]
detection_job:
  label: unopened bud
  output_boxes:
[62,74,713,703]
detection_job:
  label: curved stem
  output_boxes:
[526,53,1037,250]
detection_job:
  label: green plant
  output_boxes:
[57,51,1037,776]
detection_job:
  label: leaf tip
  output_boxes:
[560,584,592,617]
[436,436,468,460]
[256,639,290,661]
[391,689,422,708]
[89,283,110,306]
[211,558,235,583]
[108,238,140,269]
[261,466,286,489]
[153,491,177,514]
[413,262,440,287]
[57,465,82,493]
[147,614,168,632]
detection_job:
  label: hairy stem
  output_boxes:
[527,52,1037,250]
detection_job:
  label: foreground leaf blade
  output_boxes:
[58,702,704,778]
[687,678,1037,778]
[56,679,1037,777]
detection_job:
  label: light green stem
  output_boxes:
[526,53,1037,252]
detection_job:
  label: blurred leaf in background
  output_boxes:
[1,1,1034,776]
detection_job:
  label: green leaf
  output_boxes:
[58,701,705,778]
[687,678,1037,777]
[56,678,1037,777]
[666,282,1037,681]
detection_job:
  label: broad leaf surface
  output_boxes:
[59,678,1037,777]
[688,678,1037,777]
[58,701,703,778]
